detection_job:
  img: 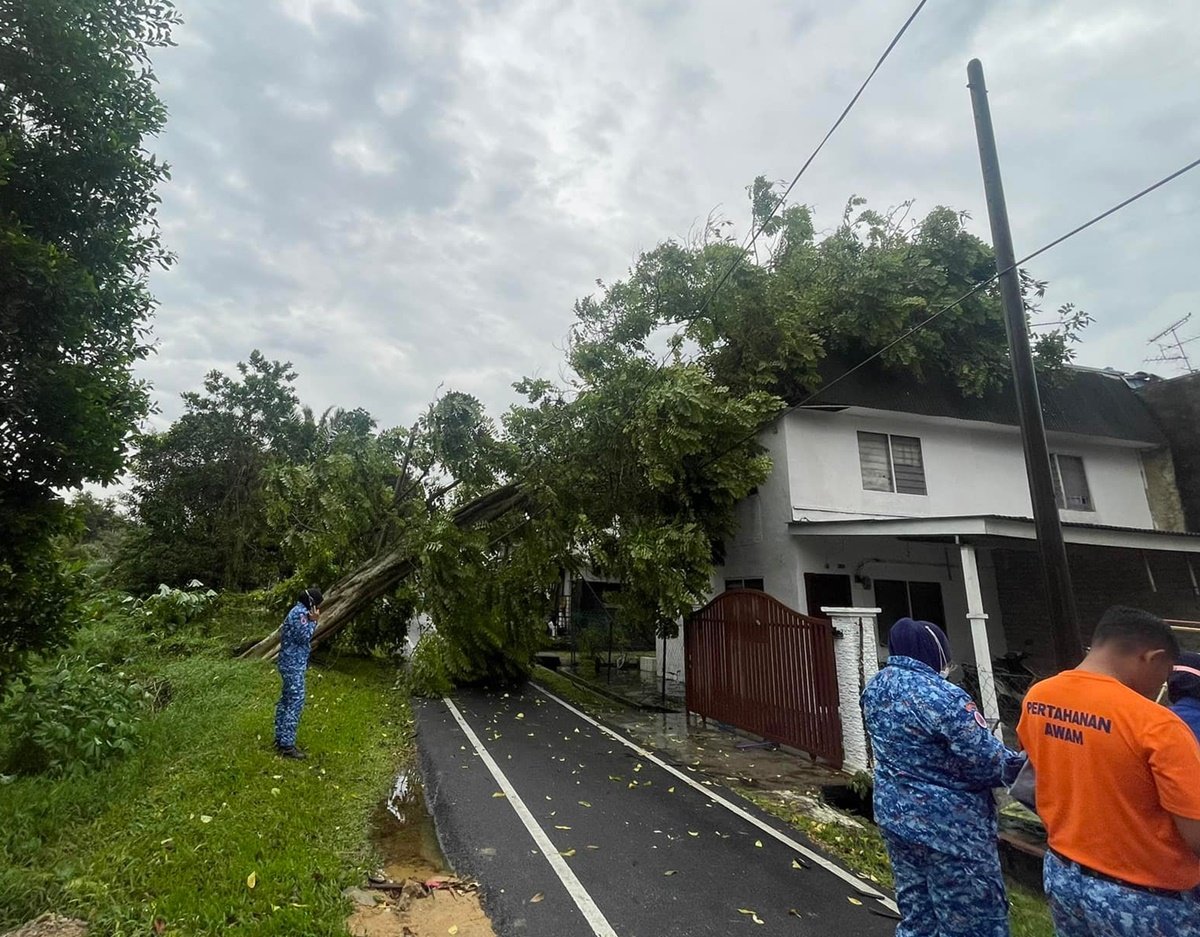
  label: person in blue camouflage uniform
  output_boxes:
[862,618,1025,937]
[274,586,323,759]
[1043,850,1200,937]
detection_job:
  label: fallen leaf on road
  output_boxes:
[492,792,506,798]
[608,775,622,782]
[578,801,591,807]
[847,897,863,906]
[246,871,257,889]
[668,787,675,793]
[788,909,802,918]
[530,892,544,903]
[516,713,525,719]
[664,870,677,876]
[560,849,576,857]
[752,914,764,925]
[555,825,571,830]
[755,840,763,848]
[791,859,808,870]
[738,909,755,915]
[688,831,699,837]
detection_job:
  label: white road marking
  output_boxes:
[533,683,900,915]
[442,697,620,937]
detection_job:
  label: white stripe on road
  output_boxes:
[533,683,900,915]
[442,697,620,937]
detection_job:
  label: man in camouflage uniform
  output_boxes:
[1018,607,1200,936]
[863,618,1024,937]
[274,587,323,759]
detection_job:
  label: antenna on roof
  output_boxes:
[1146,313,1200,374]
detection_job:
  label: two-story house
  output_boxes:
[666,360,1200,731]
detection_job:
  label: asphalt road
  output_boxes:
[415,683,898,937]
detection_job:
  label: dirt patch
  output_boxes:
[346,769,496,937]
[1,914,88,937]
[347,883,495,937]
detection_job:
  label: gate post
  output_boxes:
[824,607,882,775]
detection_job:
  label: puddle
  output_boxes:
[373,768,449,881]
[348,768,497,937]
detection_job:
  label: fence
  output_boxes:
[685,589,843,767]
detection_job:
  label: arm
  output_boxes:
[1147,715,1200,856]
[1172,815,1200,858]
[935,691,1023,789]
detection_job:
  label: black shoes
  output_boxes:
[275,743,307,760]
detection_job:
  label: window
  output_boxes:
[725,578,765,591]
[874,579,946,645]
[1051,454,1093,511]
[858,432,927,495]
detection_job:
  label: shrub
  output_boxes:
[409,631,452,698]
[1,656,152,776]
[133,581,218,631]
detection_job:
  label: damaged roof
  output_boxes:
[800,359,1166,445]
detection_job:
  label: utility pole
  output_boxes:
[967,59,1084,669]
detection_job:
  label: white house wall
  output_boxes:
[785,410,1156,530]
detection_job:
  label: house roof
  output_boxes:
[788,513,1200,553]
[799,359,1166,446]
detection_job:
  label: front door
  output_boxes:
[804,573,853,620]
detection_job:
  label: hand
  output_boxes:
[310,607,321,622]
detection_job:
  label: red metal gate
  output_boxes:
[685,589,843,767]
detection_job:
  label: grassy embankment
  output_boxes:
[0,598,411,936]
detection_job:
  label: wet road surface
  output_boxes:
[415,683,898,936]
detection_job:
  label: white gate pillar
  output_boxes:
[824,607,882,775]
[960,543,1002,736]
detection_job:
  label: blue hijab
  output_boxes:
[888,617,952,672]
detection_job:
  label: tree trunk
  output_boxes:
[239,483,529,660]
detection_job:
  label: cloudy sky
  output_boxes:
[142,0,1200,432]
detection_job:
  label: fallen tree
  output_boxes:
[239,483,529,660]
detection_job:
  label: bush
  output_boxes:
[1,656,152,776]
[132,581,218,631]
[409,631,452,698]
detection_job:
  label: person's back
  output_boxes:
[1016,607,1200,936]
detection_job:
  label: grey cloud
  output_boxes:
[140,0,1200,444]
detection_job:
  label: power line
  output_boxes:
[697,153,1200,470]
[691,0,929,326]
[525,0,932,474]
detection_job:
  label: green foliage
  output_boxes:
[1,656,151,777]
[408,631,452,698]
[134,581,219,632]
[124,352,305,591]
[0,652,410,935]
[0,0,178,662]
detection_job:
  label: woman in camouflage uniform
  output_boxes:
[274,587,323,759]
[862,618,1025,937]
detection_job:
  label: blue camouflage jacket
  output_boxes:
[862,655,1025,857]
[279,603,316,662]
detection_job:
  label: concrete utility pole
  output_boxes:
[967,59,1085,670]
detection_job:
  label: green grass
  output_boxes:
[736,789,1054,937]
[531,665,626,716]
[1,650,411,936]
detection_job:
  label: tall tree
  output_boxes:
[0,0,179,669]
[124,352,306,591]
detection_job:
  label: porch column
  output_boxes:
[960,543,1002,735]
[823,606,882,775]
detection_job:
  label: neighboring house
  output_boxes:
[666,361,1200,730]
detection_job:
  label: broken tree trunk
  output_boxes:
[239,483,530,660]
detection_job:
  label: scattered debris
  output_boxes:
[1,914,88,937]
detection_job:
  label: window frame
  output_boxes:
[724,577,765,591]
[1050,453,1094,512]
[857,431,928,496]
